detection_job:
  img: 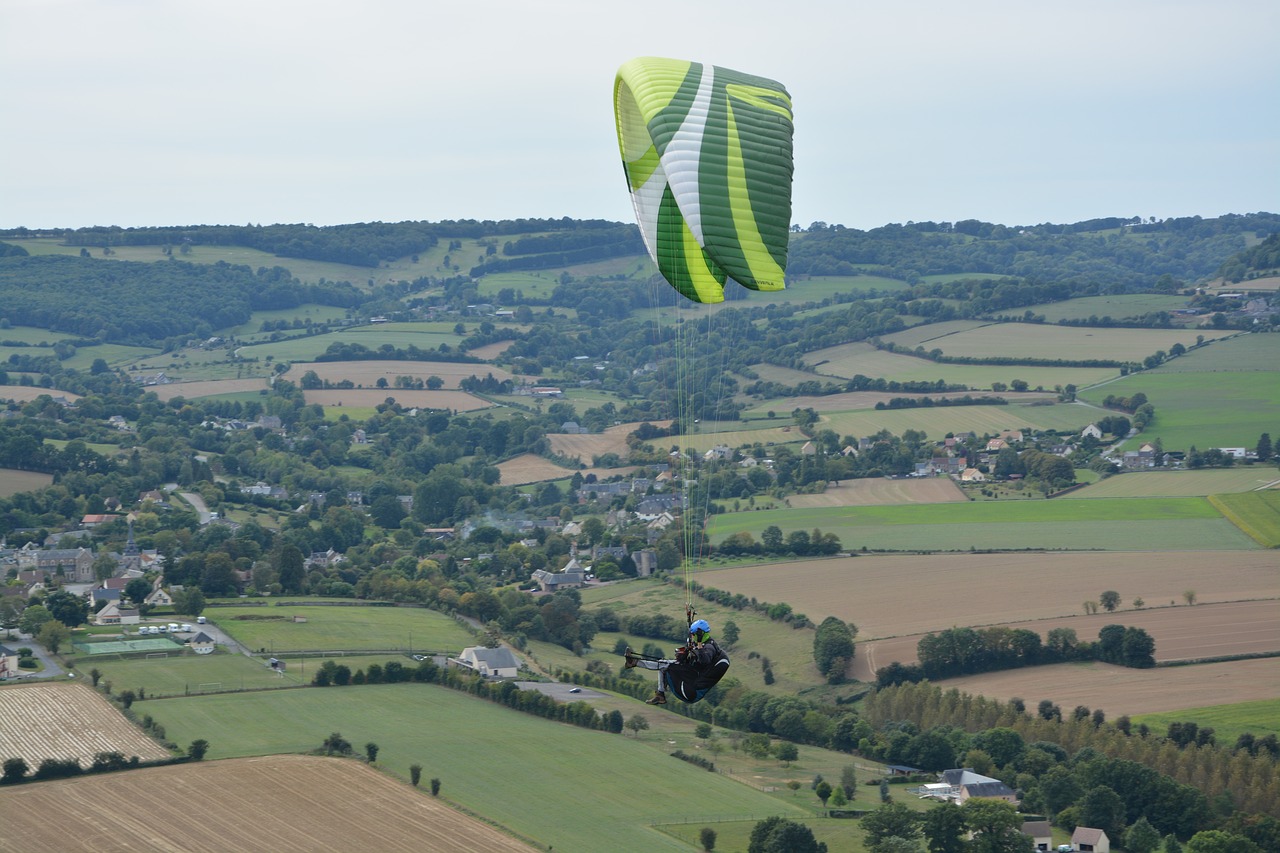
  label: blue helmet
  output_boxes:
[690,619,711,641]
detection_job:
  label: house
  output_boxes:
[1021,820,1053,852]
[15,545,96,583]
[1071,827,1110,853]
[94,600,140,626]
[938,769,1019,804]
[0,644,19,679]
[457,646,520,678]
[80,514,119,529]
[800,441,817,456]
[960,468,986,482]
[985,438,1009,452]
[531,558,588,592]
[188,632,216,654]
[560,421,587,434]
[144,583,173,607]
[1081,424,1104,441]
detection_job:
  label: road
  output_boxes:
[177,490,214,524]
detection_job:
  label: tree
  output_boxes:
[961,798,1029,853]
[410,764,422,786]
[721,619,740,647]
[322,732,352,756]
[44,590,88,628]
[125,577,152,605]
[861,801,922,848]
[748,816,827,853]
[187,739,210,761]
[813,616,856,683]
[430,777,441,796]
[365,742,379,763]
[1183,589,1197,605]
[840,764,857,799]
[700,826,717,852]
[174,588,206,618]
[1126,817,1163,853]
[1122,626,1156,668]
[625,714,650,737]
[18,604,52,636]
[1,756,30,784]
[1255,433,1272,462]
[815,780,832,806]
[1079,785,1127,845]
[276,544,306,594]
[36,620,70,654]
[1099,590,1121,612]
[922,801,966,853]
[775,742,799,766]
[1184,830,1263,853]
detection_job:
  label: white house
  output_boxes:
[94,600,141,626]
[457,646,520,678]
[1071,827,1110,853]
[188,632,216,654]
[0,644,19,679]
[1081,424,1104,440]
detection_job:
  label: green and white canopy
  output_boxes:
[614,57,794,303]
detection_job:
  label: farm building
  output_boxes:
[937,769,1019,804]
[456,646,520,678]
[1071,827,1110,853]
[1021,820,1053,852]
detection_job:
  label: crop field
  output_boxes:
[697,550,1278,640]
[237,326,463,363]
[1073,468,1280,498]
[938,657,1280,719]
[0,754,536,853]
[1134,697,1280,744]
[744,388,1057,416]
[132,685,806,852]
[495,452,637,486]
[282,359,515,389]
[1210,490,1280,548]
[0,683,170,768]
[303,388,491,412]
[1208,275,1280,292]
[878,320,993,348]
[892,323,1236,362]
[705,495,1260,552]
[205,603,475,654]
[0,384,82,404]
[468,339,516,360]
[854,599,1280,680]
[801,400,1099,440]
[545,421,649,463]
[218,304,353,338]
[0,467,53,497]
[802,342,1119,392]
[1079,371,1280,451]
[786,477,967,508]
[1020,294,1193,322]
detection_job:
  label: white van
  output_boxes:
[167,623,181,632]
[180,623,194,632]
[196,616,207,624]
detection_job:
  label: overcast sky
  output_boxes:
[3,0,1276,232]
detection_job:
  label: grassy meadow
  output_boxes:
[1133,698,1280,746]
[1021,294,1193,322]
[1208,490,1280,548]
[882,323,1234,363]
[1072,468,1280,498]
[0,468,54,497]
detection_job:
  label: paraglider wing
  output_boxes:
[614,57,794,303]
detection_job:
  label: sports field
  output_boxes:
[72,637,182,655]
[705,495,1260,552]
[0,754,536,853]
[68,649,362,698]
[204,603,475,654]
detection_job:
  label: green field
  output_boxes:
[139,684,813,852]
[705,496,1261,552]
[804,341,1119,391]
[1021,294,1192,322]
[1074,469,1280,498]
[236,323,467,363]
[1080,371,1280,451]
[205,603,475,653]
[219,304,352,338]
[474,270,566,301]
[1133,698,1280,746]
[0,324,61,344]
[884,323,1234,363]
[1142,332,1280,373]
[747,401,1106,443]
[70,650,410,698]
[1209,490,1280,548]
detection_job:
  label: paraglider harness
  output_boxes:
[627,606,729,704]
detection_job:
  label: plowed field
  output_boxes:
[0,754,534,853]
[0,683,169,768]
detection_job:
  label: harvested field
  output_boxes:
[701,551,1279,641]
[495,453,638,486]
[545,422,643,462]
[787,477,966,508]
[854,600,1280,681]
[303,388,490,412]
[149,378,269,400]
[0,385,81,403]
[0,683,170,768]
[0,468,53,497]
[284,360,517,389]
[1073,468,1280,498]
[0,754,534,853]
[937,657,1280,718]
[467,340,515,360]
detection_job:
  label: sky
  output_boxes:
[3,0,1277,232]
